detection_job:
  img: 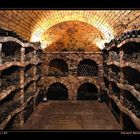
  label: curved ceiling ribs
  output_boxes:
[42,21,104,52]
[0,10,139,50]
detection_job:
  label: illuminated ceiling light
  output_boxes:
[30,10,115,49]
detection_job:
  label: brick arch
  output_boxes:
[77,57,100,66]
[77,81,100,93]
[70,55,101,71]
[77,58,99,67]
[77,82,99,100]
[66,81,101,100]
[48,58,68,67]
[44,76,101,100]
[46,57,69,67]
[46,82,69,100]
[46,57,69,75]
[48,56,67,63]
[45,80,71,99]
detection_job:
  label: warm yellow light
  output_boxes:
[30,10,115,49]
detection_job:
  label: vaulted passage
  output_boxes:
[47,83,68,100]
[0,10,140,131]
[77,83,98,100]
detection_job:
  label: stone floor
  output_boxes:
[22,101,122,130]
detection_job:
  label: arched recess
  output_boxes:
[47,82,68,100]
[48,58,68,76]
[2,41,22,63]
[77,59,98,77]
[77,82,98,100]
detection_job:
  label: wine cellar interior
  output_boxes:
[0,10,140,131]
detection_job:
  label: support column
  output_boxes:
[108,71,112,108]
[98,57,104,100]
[69,85,76,101]
[16,47,25,128]
[33,65,37,110]
[19,67,25,128]
[34,49,37,108]
[34,50,36,63]
[120,50,124,104]
[12,67,24,129]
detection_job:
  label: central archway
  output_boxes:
[77,83,98,100]
[47,82,68,100]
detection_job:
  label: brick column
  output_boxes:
[34,49,39,105]
[33,50,36,63]
[13,47,25,129]
[33,65,37,110]
[21,47,25,63]
[18,47,25,128]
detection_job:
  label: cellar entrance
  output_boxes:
[77,83,98,100]
[47,83,68,100]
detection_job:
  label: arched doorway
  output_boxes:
[77,59,98,77]
[77,83,98,100]
[48,59,68,76]
[47,83,68,100]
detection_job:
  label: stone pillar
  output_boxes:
[21,47,25,63]
[120,50,124,104]
[33,65,37,110]
[69,86,76,101]
[12,67,25,129]
[68,76,78,101]
[19,67,25,128]
[41,63,45,90]
[34,50,36,63]
[18,47,25,127]
[98,60,104,98]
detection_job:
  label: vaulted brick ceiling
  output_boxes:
[0,10,139,50]
[43,21,103,52]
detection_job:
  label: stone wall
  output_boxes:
[44,52,103,100]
